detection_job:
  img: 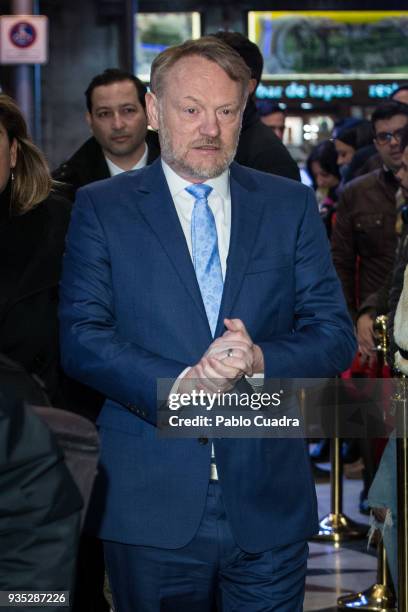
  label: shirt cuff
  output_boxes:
[168,366,191,397]
[245,373,264,389]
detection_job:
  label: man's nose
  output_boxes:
[390,134,401,145]
[199,112,220,138]
[112,112,126,130]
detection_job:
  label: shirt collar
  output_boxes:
[105,143,148,176]
[161,159,230,200]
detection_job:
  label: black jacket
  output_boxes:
[0,187,105,419]
[53,130,160,201]
[235,99,300,181]
[0,396,82,606]
[0,189,71,400]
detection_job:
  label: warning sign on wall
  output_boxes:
[0,15,48,64]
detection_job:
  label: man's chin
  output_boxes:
[181,153,233,180]
[106,144,137,158]
[190,165,228,180]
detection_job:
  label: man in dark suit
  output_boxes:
[53,68,160,200]
[60,37,355,611]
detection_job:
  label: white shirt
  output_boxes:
[163,161,263,468]
[162,160,231,278]
[105,143,149,177]
[162,161,232,465]
[162,160,263,388]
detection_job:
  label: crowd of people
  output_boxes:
[1,29,407,612]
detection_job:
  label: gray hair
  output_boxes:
[150,36,251,99]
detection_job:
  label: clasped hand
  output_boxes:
[181,318,264,394]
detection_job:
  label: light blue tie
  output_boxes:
[186,183,223,336]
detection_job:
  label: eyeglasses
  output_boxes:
[375,128,405,145]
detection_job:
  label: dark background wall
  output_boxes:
[0,0,406,166]
[40,0,120,166]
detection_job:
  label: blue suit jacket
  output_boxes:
[59,159,356,551]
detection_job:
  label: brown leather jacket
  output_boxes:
[332,167,399,320]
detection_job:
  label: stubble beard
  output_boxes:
[157,111,241,180]
[105,133,144,159]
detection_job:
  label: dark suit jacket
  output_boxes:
[52,130,160,201]
[59,159,355,551]
[235,99,300,181]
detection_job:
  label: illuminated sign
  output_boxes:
[248,11,408,80]
[368,82,400,98]
[135,12,201,80]
[257,82,353,102]
[256,81,405,105]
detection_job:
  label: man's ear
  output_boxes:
[145,92,159,130]
[85,112,93,131]
[248,78,257,95]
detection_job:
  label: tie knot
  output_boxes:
[185,184,213,201]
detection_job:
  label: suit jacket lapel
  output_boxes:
[125,160,266,338]
[126,160,210,330]
[215,163,266,336]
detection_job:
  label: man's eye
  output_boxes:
[123,107,136,114]
[219,108,237,118]
[97,112,110,119]
[185,108,197,114]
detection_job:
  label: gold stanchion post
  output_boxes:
[337,315,397,609]
[313,377,368,542]
[337,539,396,610]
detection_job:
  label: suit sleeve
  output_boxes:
[259,188,356,378]
[331,187,358,319]
[59,189,188,425]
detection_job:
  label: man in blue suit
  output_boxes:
[60,37,356,611]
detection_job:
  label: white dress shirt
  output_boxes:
[163,161,262,462]
[162,160,231,279]
[162,160,264,386]
[162,161,232,468]
[105,143,149,176]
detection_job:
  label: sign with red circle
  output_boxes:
[0,15,48,64]
[9,21,37,48]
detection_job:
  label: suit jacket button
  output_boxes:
[198,437,208,445]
